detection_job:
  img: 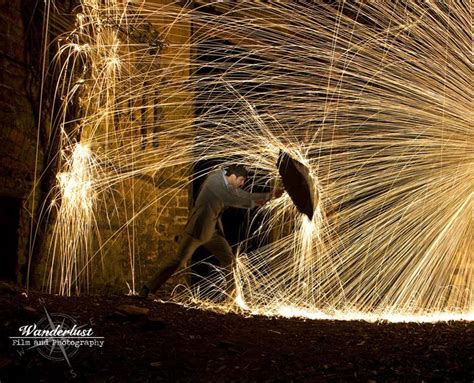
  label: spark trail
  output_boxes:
[34,0,472,322]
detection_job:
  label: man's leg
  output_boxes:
[145,234,202,294]
[203,233,235,297]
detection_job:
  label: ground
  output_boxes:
[0,281,473,382]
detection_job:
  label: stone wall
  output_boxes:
[88,1,194,294]
[60,0,194,294]
[144,1,194,291]
[0,0,194,294]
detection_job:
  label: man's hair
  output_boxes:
[225,164,249,178]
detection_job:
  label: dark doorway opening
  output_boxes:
[190,160,269,290]
[0,196,21,281]
[190,159,244,288]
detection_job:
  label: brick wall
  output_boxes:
[86,1,194,294]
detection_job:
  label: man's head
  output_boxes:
[225,164,248,189]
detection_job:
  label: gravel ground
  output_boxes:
[0,281,473,382]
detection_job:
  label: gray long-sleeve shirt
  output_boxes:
[184,170,270,241]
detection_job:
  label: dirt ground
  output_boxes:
[0,281,473,382]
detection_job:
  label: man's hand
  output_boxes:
[256,189,284,206]
[273,188,284,199]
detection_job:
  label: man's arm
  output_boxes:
[225,187,271,209]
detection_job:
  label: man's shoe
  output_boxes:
[138,285,150,299]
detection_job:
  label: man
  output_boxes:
[140,164,282,299]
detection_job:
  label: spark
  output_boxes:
[32,0,473,322]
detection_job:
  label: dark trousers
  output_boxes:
[145,232,234,294]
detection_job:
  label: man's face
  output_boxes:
[228,174,246,189]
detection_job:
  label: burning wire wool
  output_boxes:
[36,0,472,322]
